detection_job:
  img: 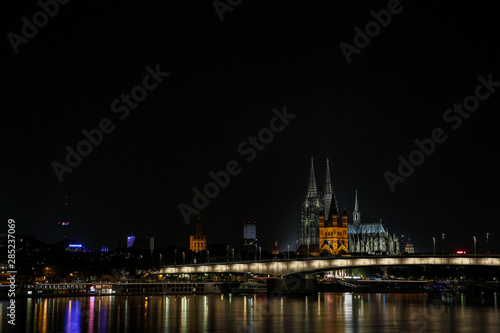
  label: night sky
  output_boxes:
[4,1,499,254]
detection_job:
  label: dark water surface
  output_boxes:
[2,293,499,332]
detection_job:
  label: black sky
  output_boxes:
[3,1,500,254]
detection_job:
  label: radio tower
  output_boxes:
[58,195,71,239]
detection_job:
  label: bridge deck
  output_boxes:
[160,255,500,277]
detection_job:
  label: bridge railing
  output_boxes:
[163,254,500,268]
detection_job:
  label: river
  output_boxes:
[2,292,499,332]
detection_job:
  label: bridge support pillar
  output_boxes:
[267,276,318,294]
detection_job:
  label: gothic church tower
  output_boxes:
[353,189,361,228]
[300,157,320,245]
[323,158,333,219]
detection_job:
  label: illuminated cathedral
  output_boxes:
[348,190,400,255]
[297,157,399,256]
[297,157,348,255]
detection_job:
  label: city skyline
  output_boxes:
[3,1,499,254]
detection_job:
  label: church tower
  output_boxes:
[300,157,320,245]
[190,217,207,252]
[323,158,333,219]
[318,192,348,255]
[342,208,348,228]
[353,189,361,228]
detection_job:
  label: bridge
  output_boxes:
[160,255,500,277]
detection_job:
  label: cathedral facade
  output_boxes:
[298,157,399,256]
[298,157,348,255]
[348,190,400,255]
[299,157,322,246]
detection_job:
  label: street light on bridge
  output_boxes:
[473,236,477,255]
[287,244,290,260]
[432,237,435,255]
[486,233,489,254]
[182,252,185,265]
[442,233,445,254]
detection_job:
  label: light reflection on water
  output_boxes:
[2,292,499,332]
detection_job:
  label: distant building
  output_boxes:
[405,237,415,254]
[66,243,91,252]
[243,216,257,246]
[126,235,156,251]
[126,235,136,248]
[190,218,206,252]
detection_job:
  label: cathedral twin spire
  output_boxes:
[301,156,335,245]
[353,189,361,227]
[306,156,335,200]
[354,189,359,211]
[301,157,349,253]
[305,156,340,224]
[307,158,360,226]
[324,158,333,195]
[324,158,340,219]
[306,157,318,198]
